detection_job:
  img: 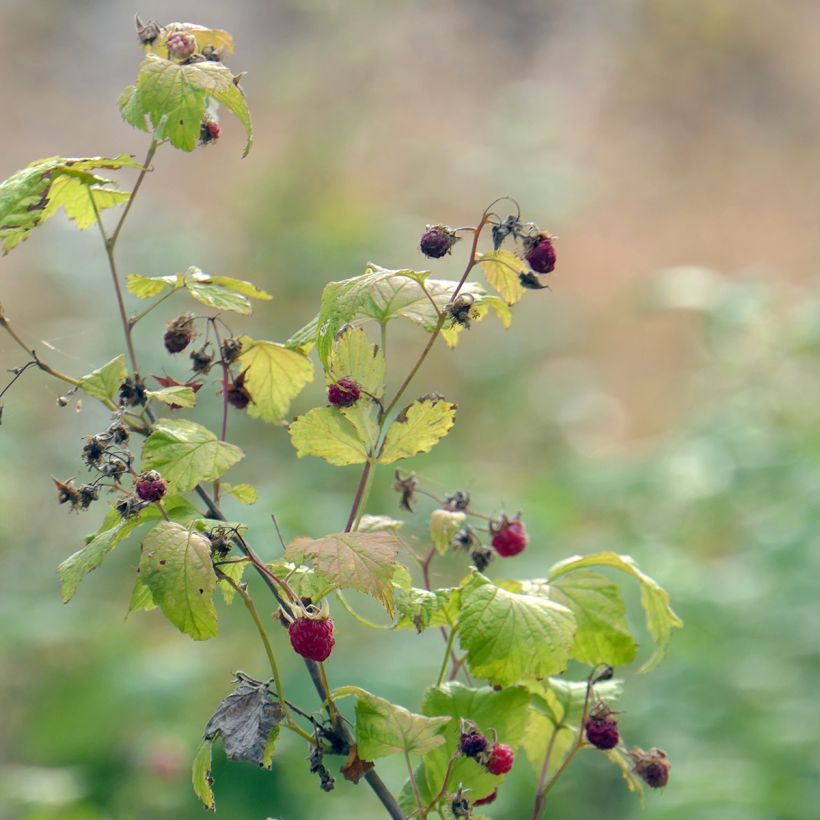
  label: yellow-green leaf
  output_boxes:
[429,509,466,555]
[379,398,457,464]
[221,483,257,505]
[328,326,385,398]
[289,407,367,465]
[79,355,126,403]
[127,273,183,298]
[192,740,216,811]
[146,385,197,408]
[478,250,527,305]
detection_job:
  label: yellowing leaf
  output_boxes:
[79,355,126,403]
[429,509,466,555]
[289,407,368,465]
[221,483,257,505]
[192,741,215,811]
[127,273,183,298]
[285,531,401,615]
[146,385,198,408]
[379,398,457,464]
[328,327,385,398]
[237,337,314,424]
[478,250,527,305]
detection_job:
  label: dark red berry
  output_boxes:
[474,790,497,806]
[328,379,360,408]
[289,617,335,662]
[490,518,528,558]
[420,225,459,259]
[524,234,557,274]
[459,731,488,759]
[485,743,514,775]
[585,707,620,750]
[135,471,167,503]
[164,314,195,354]
[226,371,252,410]
[630,748,670,789]
[200,120,221,145]
[166,31,197,61]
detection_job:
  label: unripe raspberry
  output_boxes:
[459,730,488,759]
[166,31,197,61]
[524,233,557,274]
[490,517,528,558]
[135,470,167,503]
[200,120,221,145]
[474,789,497,806]
[164,314,195,354]
[288,617,335,662]
[585,705,620,750]
[485,743,514,775]
[630,748,670,789]
[328,379,360,408]
[420,225,459,259]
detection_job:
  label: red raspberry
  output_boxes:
[474,790,497,806]
[164,314,195,354]
[328,379,360,408]
[459,731,488,759]
[135,471,167,503]
[585,707,620,750]
[420,225,458,259]
[630,748,670,789]
[524,234,557,274]
[490,518,528,558]
[485,743,514,775]
[288,617,335,662]
[166,31,197,61]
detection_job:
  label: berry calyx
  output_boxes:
[490,517,528,557]
[485,743,514,775]
[288,616,335,662]
[420,225,459,259]
[474,789,498,806]
[459,730,488,759]
[328,379,361,408]
[164,314,195,354]
[135,471,167,503]
[584,705,620,750]
[524,233,557,274]
[166,31,197,61]
[629,748,670,789]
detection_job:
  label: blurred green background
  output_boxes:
[1,1,819,818]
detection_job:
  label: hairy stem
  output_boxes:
[405,749,424,817]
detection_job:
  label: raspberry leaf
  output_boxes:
[79,354,127,403]
[477,250,527,305]
[358,514,404,533]
[126,273,183,298]
[285,532,401,615]
[457,573,576,686]
[215,559,246,605]
[147,24,235,60]
[328,327,385,398]
[141,418,244,493]
[333,686,451,760]
[289,407,368,465]
[236,337,314,424]
[221,483,257,505]
[139,521,218,640]
[266,560,336,604]
[521,707,575,778]
[394,587,461,633]
[128,576,157,614]
[184,267,271,314]
[192,740,216,811]
[146,385,198,408]
[0,156,140,253]
[429,509,466,555]
[379,398,457,464]
[548,552,683,672]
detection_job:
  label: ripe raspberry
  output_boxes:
[485,743,514,775]
[328,379,360,408]
[459,731,488,759]
[524,233,557,274]
[200,120,221,145]
[135,471,167,503]
[630,748,670,789]
[474,789,498,806]
[226,371,252,410]
[585,706,620,750]
[490,518,528,558]
[164,314,195,354]
[288,617,335,662]
[420,225,458,259]
[166,31,197,61]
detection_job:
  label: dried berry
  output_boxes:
[221,337,243,365]
[53,477,81,509]
[328,379,360,408]
[492,214,523,250]
[523,233,557,275]
[485,743,515,775]
[190,345,214,375]
[453,525,478,551]
[420,225,459,258]
[111,423,130,445]
[450,792,471,818]
[78,483,100,510]
[119,375,147,407]
[490,517,528,558]
[226,371,252,410]
[445,490,471,511]
[82,435,107,467]
[446,294,478,328]
[135,470,167,503]
[207,527,233,558]
[164,314,195,354]
[585,705,620,750]
[393,470,418,512]
[116,494,147,520]
[200,120,221,145]
[166,31,197,61]
[289,617,335,662]
[474,789,498,806]
[629,748,670,789]
[459,729,489,759]
[471,547,493,572]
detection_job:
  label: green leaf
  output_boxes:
[237,337,314,425]
[141,419,244,493]
[358,514,404,533]
[544,677,623,726]
[548,552,683,672]
[183,267,265,314]
[139,522,218,640]
[549,570,638,667]
[520,707,576,779]
[216,560,246,605]
[221,483,257,505]
[128,576,157,614]
[328,327,385,398]
[457,573,576,686]
[379,397,457,464]
[123,54,252,156]
[333,686,450,760]
[266,560,335,604]
[261,726,281,770]
[394,587,460,633]
[79,355,127,403]
[192,740,215,811]
[0,156,139,253]
[285,532,400,616]
[429,509,466,556]
[478,250,527,305]
[289,406,367,465]
[146,385,198,408]
[126,273,183,298]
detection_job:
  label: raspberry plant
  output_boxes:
[0,18,683,819]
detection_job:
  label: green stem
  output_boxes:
[435,626,457,688]
[405,749,424,818]
[335,590,393,629]
[128,286,177,328]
